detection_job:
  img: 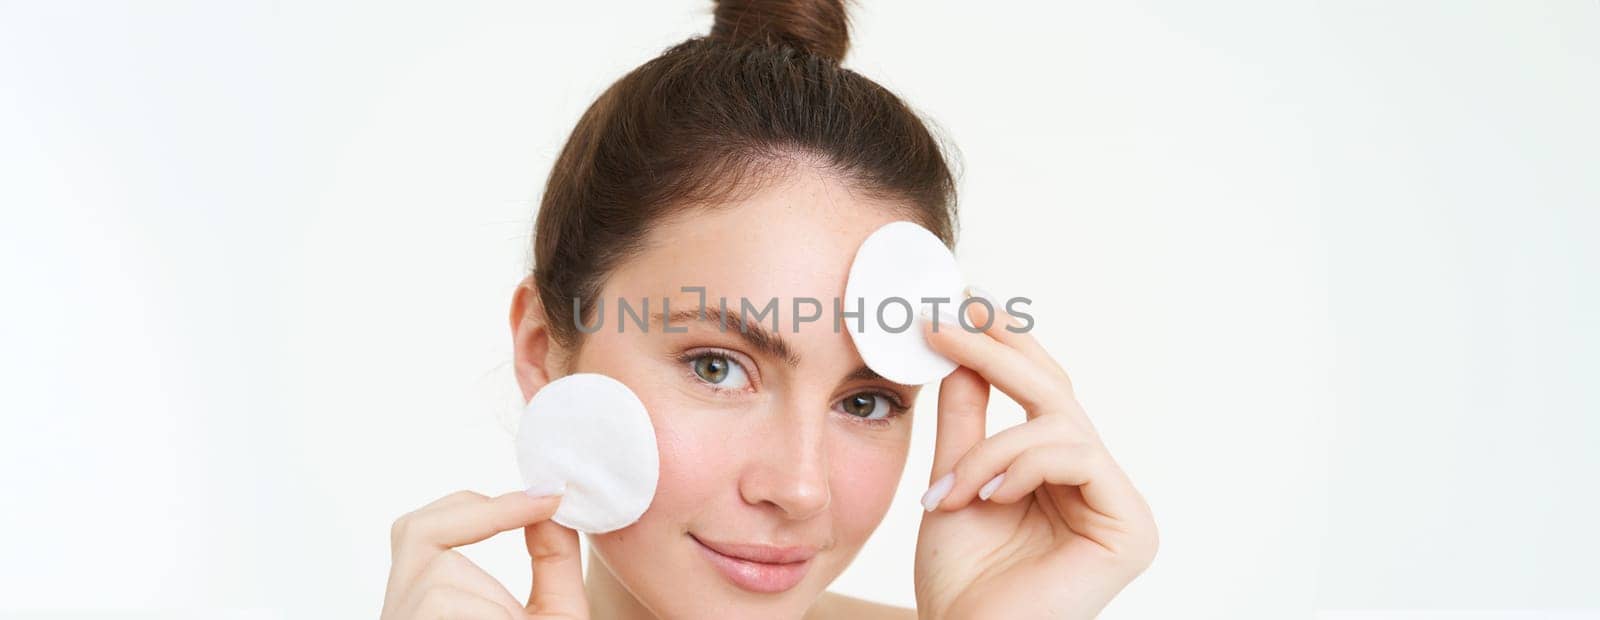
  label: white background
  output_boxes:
[2,1,1597,617]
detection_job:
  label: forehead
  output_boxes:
[606,170,912,328]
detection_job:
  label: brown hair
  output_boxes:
[531,0,960,347]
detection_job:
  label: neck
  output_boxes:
[584,545,658,620]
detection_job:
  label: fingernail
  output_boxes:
[918,306,962,332]
[965,285,1004,328]
[940,308,962,329]
[524,480,566,498]
[966,285,998,306]
[978,473,1005,501]
[921,472,955,511]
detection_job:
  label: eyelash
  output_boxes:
[838,391,911,429]
[674,348,910,427]
[675,347,760,394]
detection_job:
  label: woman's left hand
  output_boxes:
[912,292,1158,619]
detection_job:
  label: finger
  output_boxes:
[954,290,1101,435]
[408,584,518,620]
[409,490,562,549]
[388,490,495,569]
[415,490,492,514]
[392,490,563,578]
[524,518,588,617]
[411,550,526,619]
[965,436,1147,525]
[929,366,989,485]
[960,286,1059,373]
[931,413,1075,511]
[921,310,1068,414]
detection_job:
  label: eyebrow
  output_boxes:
[654,309,800,366]
[651,308,896,385]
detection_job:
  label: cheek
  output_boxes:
[648,402,731,514]
[827,428,912,537]
[585,393,735,576]
[625,384,747,529]
[571,335,730,525]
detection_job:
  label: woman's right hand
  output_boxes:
[380,486,588,619]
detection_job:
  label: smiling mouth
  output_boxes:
[689,533,816,594]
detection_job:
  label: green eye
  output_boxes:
[693,355,728,383]
[837,392,893,420]
[690,353,749,388]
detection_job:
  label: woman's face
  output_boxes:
[539,170,923,617]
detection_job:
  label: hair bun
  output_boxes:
[710,0,851,62]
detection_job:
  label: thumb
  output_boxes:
[523,505,588,618]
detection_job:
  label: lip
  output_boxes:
[690,533,816,593]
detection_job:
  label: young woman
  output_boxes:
[380,1,1157,617]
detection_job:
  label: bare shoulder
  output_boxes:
[809,591,916,620]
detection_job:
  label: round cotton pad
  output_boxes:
[515,373,659,534]
[843,220,966,385]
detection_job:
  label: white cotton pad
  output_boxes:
[843,220,966,385]
[515,373,659,534]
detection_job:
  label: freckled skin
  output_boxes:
[534,168,924,619]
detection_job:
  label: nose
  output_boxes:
[738,400,831,520]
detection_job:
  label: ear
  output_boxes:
[510,275,565,404]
